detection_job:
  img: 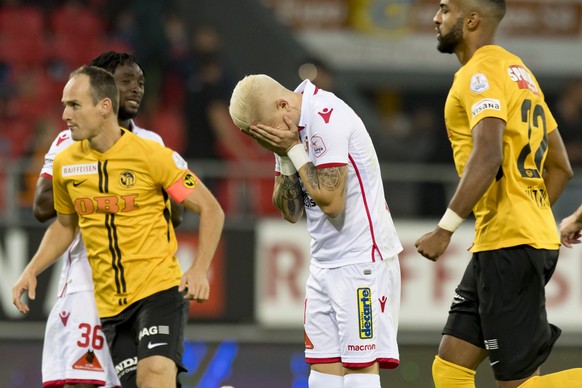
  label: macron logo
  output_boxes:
[378,296,387,313]
[56,132,70,146]
[318,108,333,124]
[147,342,168,350]
[59,310,70,326]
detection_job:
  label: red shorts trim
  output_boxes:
[44,378,113,388]
[316,162,347,169]
[378,357,400,369]
[306,356,342,365]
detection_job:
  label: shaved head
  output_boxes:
[461,0,506,23]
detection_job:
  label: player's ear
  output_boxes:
[276,99,291,112]
[99,98,113,115]
[466,11,480,31]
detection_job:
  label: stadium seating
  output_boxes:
[0,6,44,38]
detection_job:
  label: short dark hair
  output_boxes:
[70,65,119,114]
[486,0,506,21]
[89,51,145,77]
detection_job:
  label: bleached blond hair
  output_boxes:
[229,74,285,132]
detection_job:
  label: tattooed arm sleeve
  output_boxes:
[297,164,348,218]
[273,173,305,223]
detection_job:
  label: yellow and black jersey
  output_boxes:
[53,128,199,317]
[445,45,559,251]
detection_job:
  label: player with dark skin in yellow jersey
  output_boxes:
[13,65,225,388]
[415,0,582,387]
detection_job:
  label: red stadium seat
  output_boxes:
[0,6,44,37]
[50,34,105,69]
[0,118,33,158]
[0,35,49,68]
[9,67,61,119]
[147,107,186,153]
[50,5,104,39]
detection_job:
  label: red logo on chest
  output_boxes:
[318,108,333,124]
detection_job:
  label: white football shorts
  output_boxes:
[42,290,121,388]
[304,256,401,369]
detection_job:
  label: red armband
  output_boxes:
[166,170,199,203]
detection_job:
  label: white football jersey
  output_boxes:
[41,121,164,296]
[277,80,402,267]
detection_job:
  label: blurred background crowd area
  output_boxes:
[0,0,581,222]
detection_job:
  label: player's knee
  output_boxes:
[432,355,476,388]
[136,356,177,388]
[344,373,381,387]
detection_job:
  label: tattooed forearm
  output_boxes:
[273,175,304,222]
[303,165,346,192]
[319,167,344,191]
[303,164,319,190]
[296,164,348,217]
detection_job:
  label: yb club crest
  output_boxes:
[119,170,136,188]
[183,173,197,189]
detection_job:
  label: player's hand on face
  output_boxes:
[415,227,453,262]
[179,268,210,303]
[12,270,37,314]
[249,115,301,156]
[245,131,279,154]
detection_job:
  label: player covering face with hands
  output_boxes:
[230,74,403,388]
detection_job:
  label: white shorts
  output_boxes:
[304,257,401,369]
[42,291,121,388]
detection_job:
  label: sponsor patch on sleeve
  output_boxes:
[310,135,327,158]
[470,73,489,94]
[471,98,501,117]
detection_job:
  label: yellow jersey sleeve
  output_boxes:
[147,145,198,203]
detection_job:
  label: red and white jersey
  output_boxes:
[40,121,164,296]
[282,80,402,267]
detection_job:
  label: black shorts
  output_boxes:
[101,286,189,388]
[442,245,561,381]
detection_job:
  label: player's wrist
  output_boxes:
[287,143,310,171]
[279,156,297,176]
[438,208,464,233]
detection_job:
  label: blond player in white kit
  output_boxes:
[229,74,402,388]
[33,52,180,388]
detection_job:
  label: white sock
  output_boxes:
[308,370,344,388]
[344,373,381,388]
